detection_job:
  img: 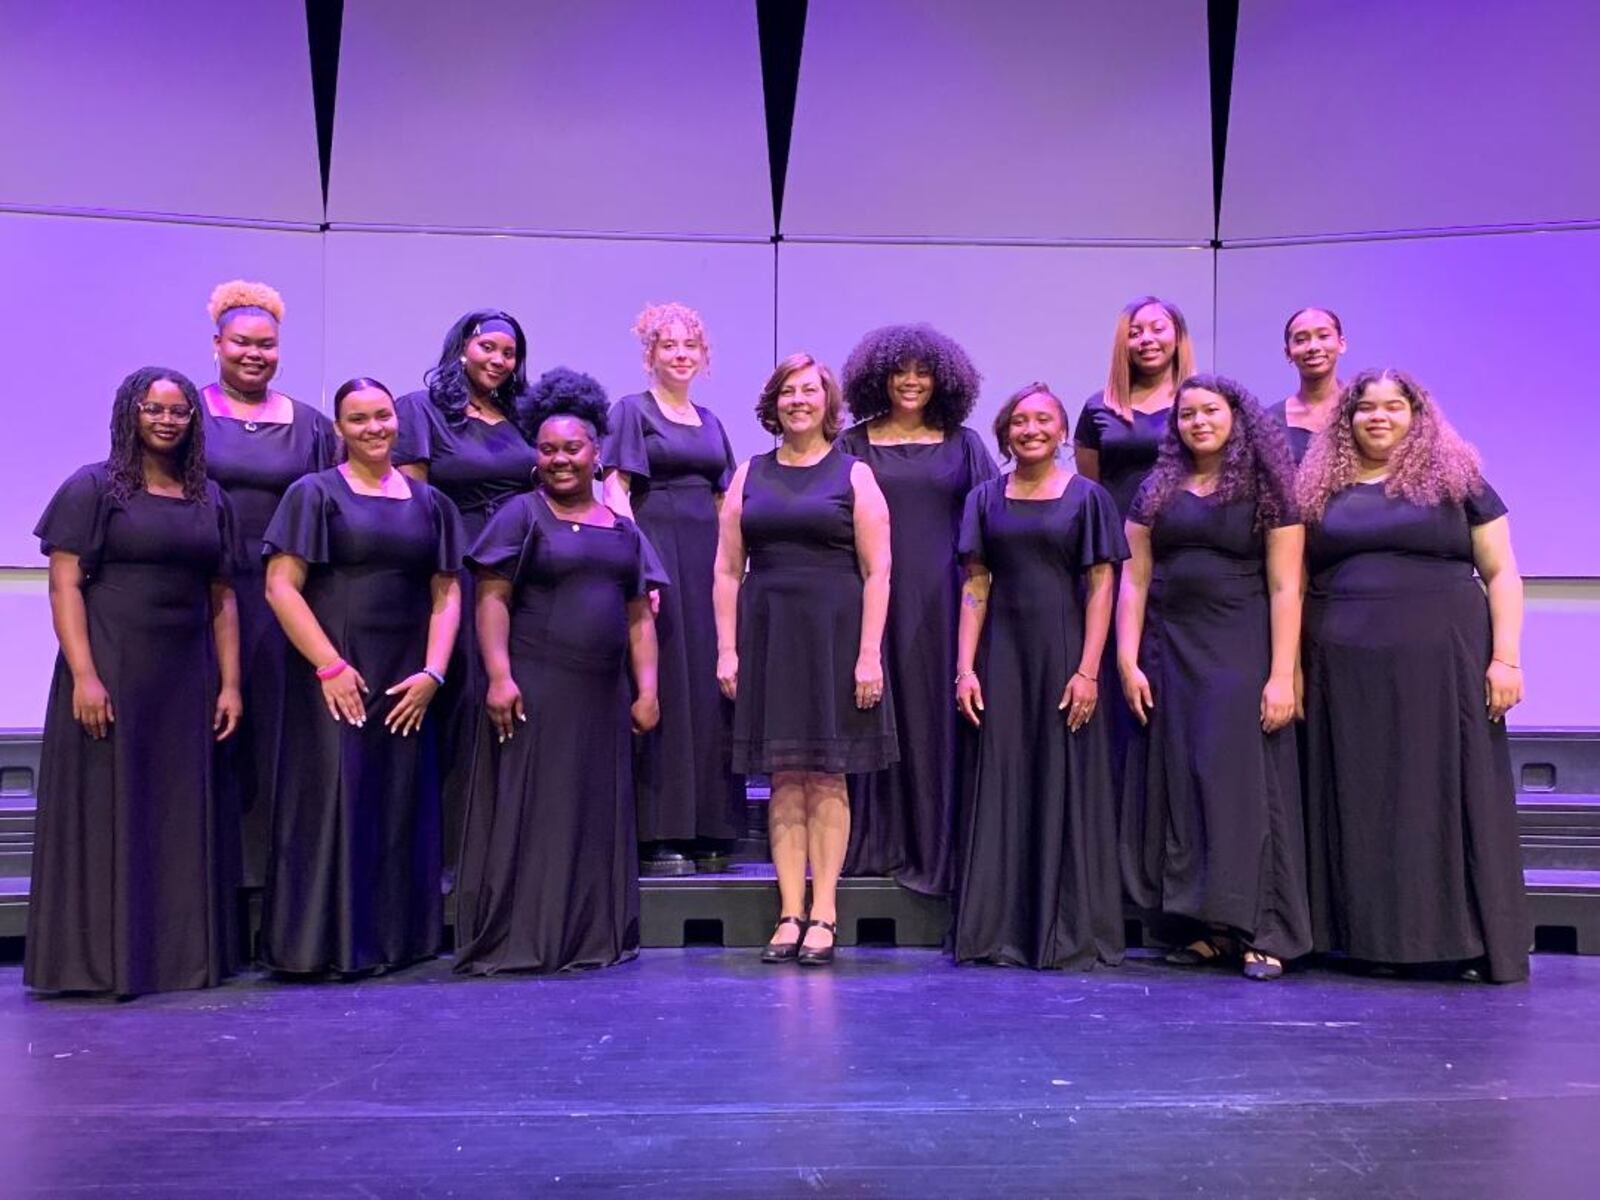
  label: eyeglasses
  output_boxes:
[135,403,195,422]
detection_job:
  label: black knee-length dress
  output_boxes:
[602,391,743,843]
[837,424,996,894]
[202,394,335,888]
[453,494,662,974]
[952,474,1128,969]
[1119,491,1311,960]
[25,465,238,995]
[258,469,464,974]
[1302,481,1529,982]
[393,392,536,880]
[731,447,898,776]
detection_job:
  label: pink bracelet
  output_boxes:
[315,658,348,681]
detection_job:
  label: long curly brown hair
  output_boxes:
[1131,374,1296,529]
[106,367,210,503]
[1297,368,1484,524]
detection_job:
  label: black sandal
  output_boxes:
[1242,950,1284,981]
[1164,934,1236,967]
[797,919,838,967]
[760,915,806,963]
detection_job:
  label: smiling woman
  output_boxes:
[260,377,465,977]
[27,367,242,997]
[199,280,336,897]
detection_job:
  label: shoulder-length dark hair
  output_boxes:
[1297,368,1484,524]
[424,309,530,425]
[1131,374,1296,530]
[106,367,209,503]
[840,323,981,433]
[756,353,844,441]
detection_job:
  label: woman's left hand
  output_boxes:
[854,653,885,710]
[631,692,661,734]
[1260,674,1295,733]
[1485,661,1523,722]
[213,685,243,742]
[384,672,441,736]
[1058,672,1098,733]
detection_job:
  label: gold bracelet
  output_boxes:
[1492,658,1522,671]
[954,670,977,686]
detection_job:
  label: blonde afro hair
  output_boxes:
[632,301,710,376]
[207,279,285,327]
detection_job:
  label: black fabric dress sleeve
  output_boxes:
[601,396,651,480]
[261,473,334,564]
[1075,478,1132,567]
[465,495,536,580]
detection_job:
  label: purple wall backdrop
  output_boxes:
[0,1,1594,727]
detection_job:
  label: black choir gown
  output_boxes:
[1303,482,1530,982]
[1119,491,1311,960]
[1267,400,1314,465]
[953,475,1128,969]
[258,469,464,975]
[202,393,336,887]
[1074,392,1172,791]
[393,391,536,881]
[453,494,661,974]
[602,392,743,844]
[731,448,899,776]
[837,425,997,894]
[25,466,238,995]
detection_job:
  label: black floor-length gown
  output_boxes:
[731,448,899,776]
[1302,482,1530,982]
[1267,401,1314,465]
[1119,491,1311,960]
[25,466,238,995]
[837,425,996,894]
[394,392,536,882]
[258,469,464,974]
[602,392,743,844]
[952,474,1128,969]
[1074,392,1172,792]
[202,395,335,887]
[453,494,661,974]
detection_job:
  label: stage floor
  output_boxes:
[2,950,1599,1197]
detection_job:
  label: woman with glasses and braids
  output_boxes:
[395,309,536,889]
[26,368,243,996]
[454,368,663,975]
[260,378,464,977]
[199,280,336,897]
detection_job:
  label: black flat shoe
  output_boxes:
[760,915,806,963]
[1164,934,1236,967]
[641,845,695,877]
[797,919,838,967]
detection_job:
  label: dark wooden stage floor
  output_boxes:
[3,950,1599,1197]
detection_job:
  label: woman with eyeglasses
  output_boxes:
[260,378,464,977]
[200,280,335,895]
[26,368,243,996]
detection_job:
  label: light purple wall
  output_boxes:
[0,212,326,565]
[1223,0,1600,239]
[785,0,1213,241]
[0,1,321,224]
[328,0,770,236]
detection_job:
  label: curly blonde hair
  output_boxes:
[207,280,285,327]
[632,301,711,376]
[1297,368,1485,523]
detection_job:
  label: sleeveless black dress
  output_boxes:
[602,392,743,843]
[731,447,898,776]
[1302,482,1529,982]
[1119,491,1311,960]
[26,466,238,995]
[393,391,536,882]
[202,393,336,888]
[454,494,662,974]
[952,474,1127,970]
[259,470,465,974]
[836,425,997,894]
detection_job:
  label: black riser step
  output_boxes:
[1511,731,1600,795]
